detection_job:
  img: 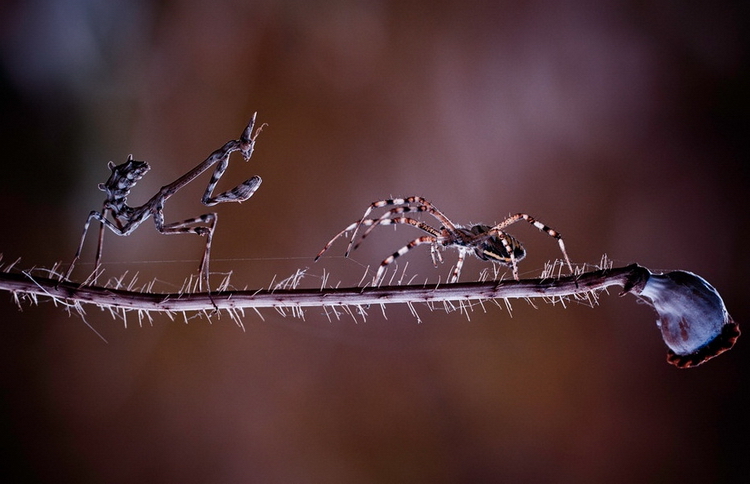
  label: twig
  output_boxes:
[0,263,739,368]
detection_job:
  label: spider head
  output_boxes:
[469,224,526,265]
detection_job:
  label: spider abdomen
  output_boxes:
[471,226,526,265]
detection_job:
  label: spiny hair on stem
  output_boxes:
[2,255,606,329]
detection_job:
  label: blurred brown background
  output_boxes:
[1,1,748,482]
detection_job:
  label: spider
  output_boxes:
[315,196,574,284]
[64,113,266,289]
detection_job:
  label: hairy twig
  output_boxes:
[0,262,738,368]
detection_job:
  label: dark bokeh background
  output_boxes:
[1,1,748,482]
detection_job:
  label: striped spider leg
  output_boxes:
[476,213,574,279]
[315,197,574,285]
[64,113,266,289]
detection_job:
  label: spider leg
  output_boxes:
[315,216,440,263]
[449,249,468,283]
[355,206,440,245]
[315,221,360,261]
[344,201,395,257]
[369,196,456,229]
[353,215,440,251]
[346,197,457,256]
[498,233,521,280]
[488,213,574,275]
[346,198,424,250]
[374,235,437,285]
[430,243,444,266]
